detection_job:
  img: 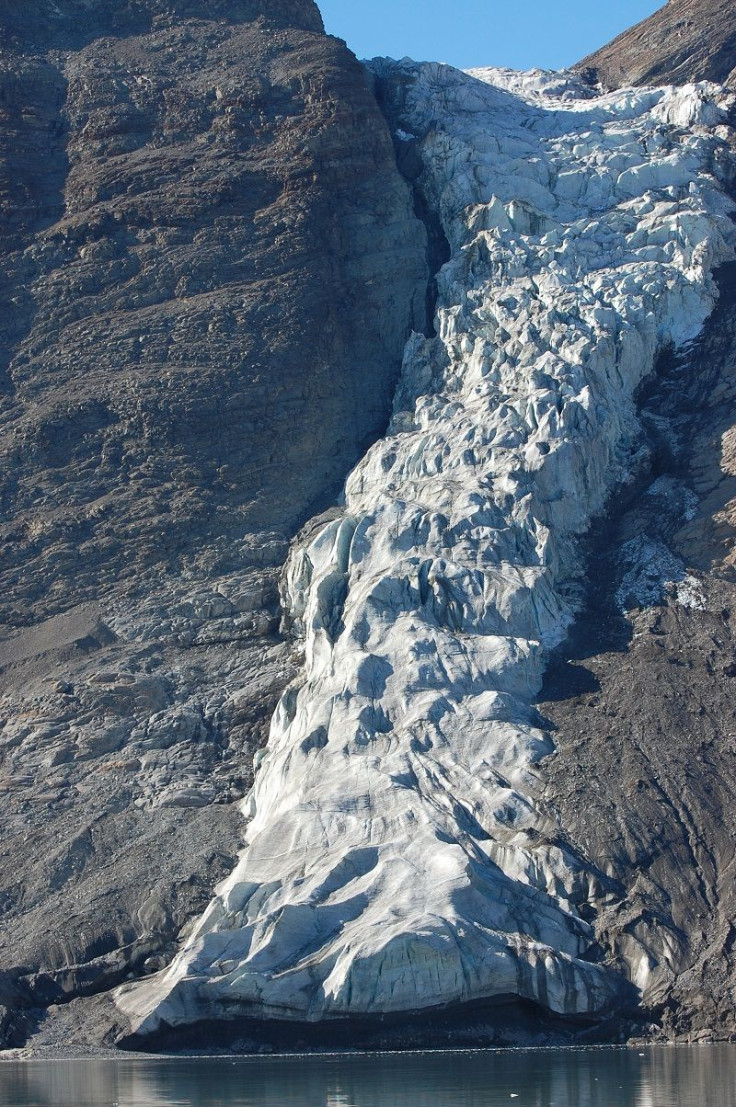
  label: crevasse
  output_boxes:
[117,64,736,1032]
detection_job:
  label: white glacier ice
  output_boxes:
[117,64,736,1033]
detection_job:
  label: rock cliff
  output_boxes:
[0,0,427,1046]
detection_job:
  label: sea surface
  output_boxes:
[0,1045,734,1106]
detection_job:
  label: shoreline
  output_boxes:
[1,1039,732,1063]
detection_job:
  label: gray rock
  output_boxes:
[539,256,736,1042]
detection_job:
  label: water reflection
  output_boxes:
[0,1045,735,1107]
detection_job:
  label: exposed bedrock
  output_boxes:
[0,0,427,1045]
[539,258,736,1042]
[575,0,736,91]
[2,0,326,48]
[117,64,736,1040]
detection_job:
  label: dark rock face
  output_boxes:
[575,0,736,89]
[1,0,325,48]
[0,0,427,1046]
[539,0,736,1044]
[539,264,736,1042]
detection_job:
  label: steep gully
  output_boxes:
[116,65,736,1045]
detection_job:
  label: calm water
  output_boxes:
[0,1046,735,1107]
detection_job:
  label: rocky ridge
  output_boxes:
[538,163,736,1042]
[116,64,736,1041]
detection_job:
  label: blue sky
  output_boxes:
[317,1,663,72]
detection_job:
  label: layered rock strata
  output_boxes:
[117,65,736,1037]
[0,0,427,1042]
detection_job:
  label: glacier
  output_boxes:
[117,63,736,1034]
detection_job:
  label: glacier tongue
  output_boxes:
[117,64,736,1033]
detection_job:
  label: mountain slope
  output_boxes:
[0,0,427,1046]
[5,0,736,1055]
[576,0,736,89]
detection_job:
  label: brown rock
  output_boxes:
[575,0,736,89]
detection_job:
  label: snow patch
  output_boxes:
[616,532,705,613]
